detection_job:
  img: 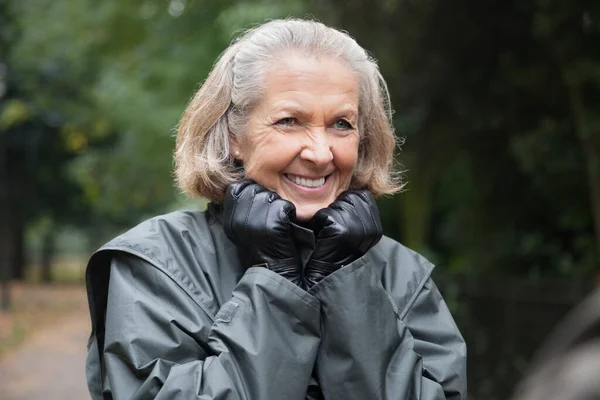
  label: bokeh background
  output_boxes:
[1,0,599,399]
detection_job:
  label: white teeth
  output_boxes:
[287,174,326,188]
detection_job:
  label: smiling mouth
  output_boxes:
[285,173,328,188]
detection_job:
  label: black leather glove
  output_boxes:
[223,180,302,286]
[303,190,383,289]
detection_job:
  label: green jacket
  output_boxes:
[86,205,467,399]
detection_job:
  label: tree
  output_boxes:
[3,0,316,281]
[319,0,598,277]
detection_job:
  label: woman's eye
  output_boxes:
[334,119,353,130]
[275,117,297,127]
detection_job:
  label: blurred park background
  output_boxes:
[0,0,599,399]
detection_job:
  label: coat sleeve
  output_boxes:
[97,253,321,400]
[309,256,467,400]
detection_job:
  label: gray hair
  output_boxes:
[175,18,402,202]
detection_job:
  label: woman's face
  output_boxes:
[231,53,360,221]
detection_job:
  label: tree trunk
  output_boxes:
[564,80,600,267]
[0,226,12,310]
[10,215,26,280]
[41,230,55,283]
[551,41,600,269]
[400,154,438,250]
[0,141,12,310]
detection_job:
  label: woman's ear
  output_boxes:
[229,136,243,161]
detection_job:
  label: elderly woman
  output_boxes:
[85,19,466,400]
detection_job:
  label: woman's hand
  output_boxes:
[223,180,302,285]
[304,190,383,289]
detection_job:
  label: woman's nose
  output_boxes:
[300,131,333,166]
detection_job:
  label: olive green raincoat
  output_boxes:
[86,205,467,399]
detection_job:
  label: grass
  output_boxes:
[25,255,87,284]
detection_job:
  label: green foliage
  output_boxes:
[3,0,599,275]
[4,0,314,238]
[0,99,29,129]
[321,0,599,277]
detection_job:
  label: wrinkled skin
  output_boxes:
[229,53,360,221]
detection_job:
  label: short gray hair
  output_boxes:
[175,18,402,202]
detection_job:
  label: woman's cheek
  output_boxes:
[334,139,359,170]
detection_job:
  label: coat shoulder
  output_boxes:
[100,209,216,263]
[88,208,240,319]
[373,236,436,318]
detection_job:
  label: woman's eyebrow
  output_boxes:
[269,105,312,118]
[270,101,306,112]
[332,105,358,119]
[269,102,358,118]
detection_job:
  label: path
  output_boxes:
[0,305,91,400]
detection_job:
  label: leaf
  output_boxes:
[0,99,31,130]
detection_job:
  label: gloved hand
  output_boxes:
[223,180,302,286]
[304,190,383,289]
